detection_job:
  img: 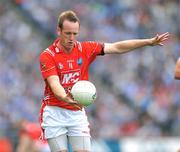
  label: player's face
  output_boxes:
[58,20,79,53]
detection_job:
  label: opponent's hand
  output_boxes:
[150,32,170,46]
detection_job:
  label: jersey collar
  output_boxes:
[53,38,77,54]
[53,38,62,53]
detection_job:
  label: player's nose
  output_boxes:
[70,33,77,41]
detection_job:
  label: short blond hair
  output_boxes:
[58,10,80,29]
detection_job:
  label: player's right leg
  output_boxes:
[47,134,68,152]
[40,105,69,151]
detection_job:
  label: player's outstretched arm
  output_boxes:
[104,32,169,54]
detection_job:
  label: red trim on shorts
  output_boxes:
[39,101,47,140]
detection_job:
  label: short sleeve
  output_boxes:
[39,51,58,79]
[88,41,104,55]
[81,41,104,63]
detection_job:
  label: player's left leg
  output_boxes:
[68,136,91,152]
[48,134,68,152]
[67,108,91,152]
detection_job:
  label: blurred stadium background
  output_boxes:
[0,0,180,151]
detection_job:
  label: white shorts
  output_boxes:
[41,106,90,139]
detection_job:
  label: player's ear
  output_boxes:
[57,27,61,36]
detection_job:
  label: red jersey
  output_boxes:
[39,39,104,110]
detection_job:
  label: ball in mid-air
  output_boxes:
[71,80,97,106]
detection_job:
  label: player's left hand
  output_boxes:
[150,32,170,46]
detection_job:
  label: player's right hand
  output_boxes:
[63,93,83,110]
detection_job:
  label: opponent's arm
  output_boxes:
[104,32,169,54]
[16,134,33,152]
[175,58,180,79]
